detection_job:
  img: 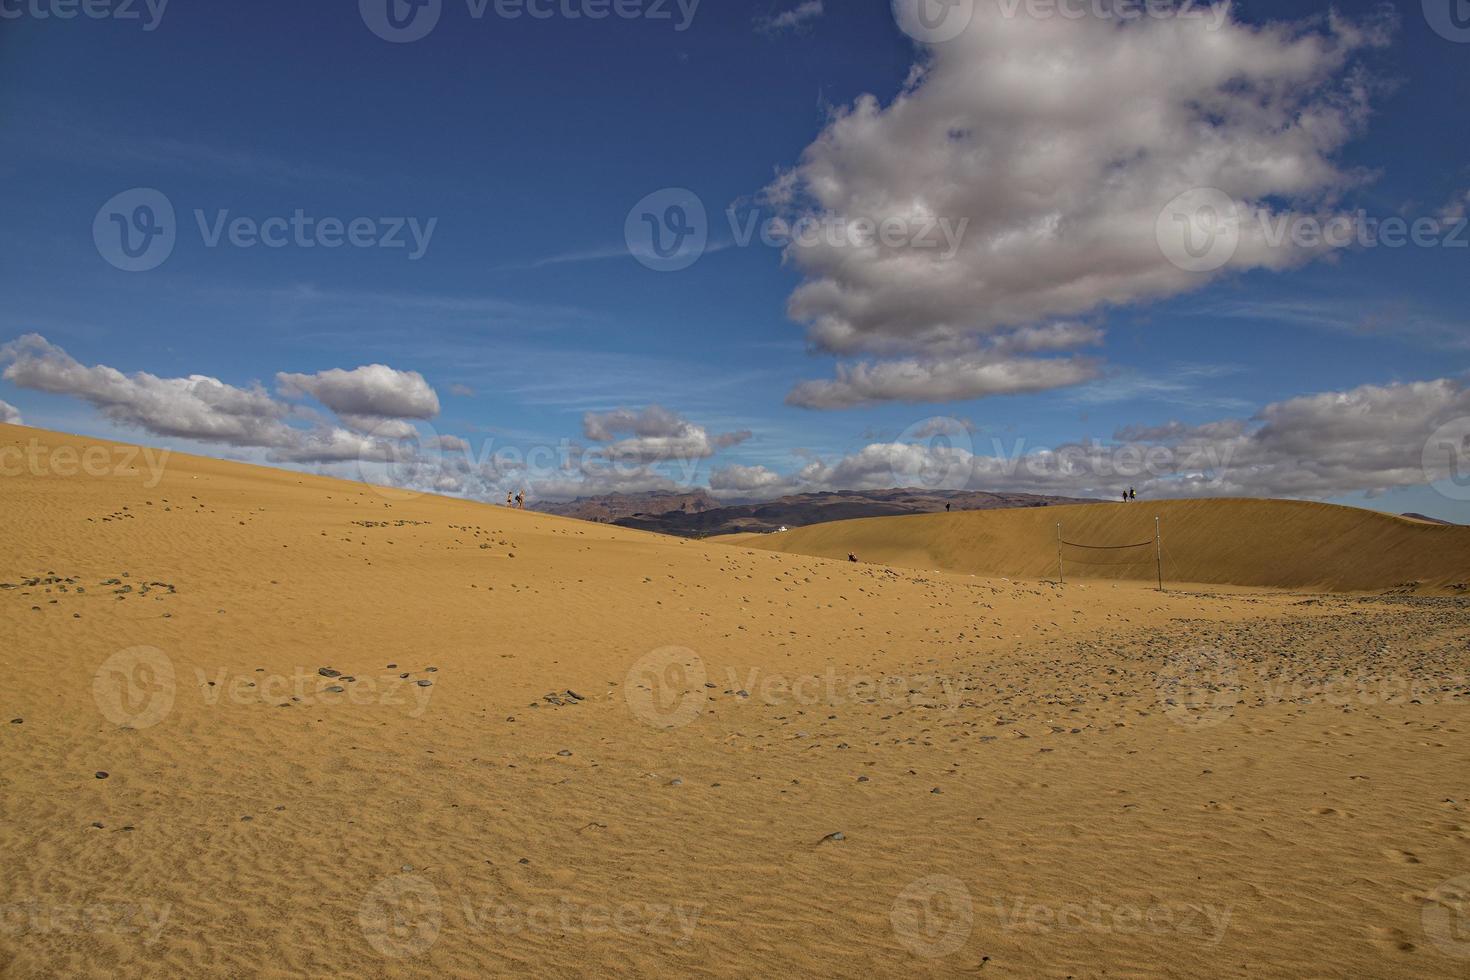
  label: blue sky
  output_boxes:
[1,0,1468,518]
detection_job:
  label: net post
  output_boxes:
[1154,515,1163,592]
[1056,522,1063,586]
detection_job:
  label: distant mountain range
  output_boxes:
[536,488,1095,537]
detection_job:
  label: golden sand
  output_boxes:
[2,423,1469,977]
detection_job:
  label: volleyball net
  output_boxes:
[1055,519,1164,589]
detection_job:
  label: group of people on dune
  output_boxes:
[505,490,526,509]
[1121,486,1139,502]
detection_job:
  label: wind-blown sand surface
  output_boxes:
[738,498,1470,593]
[2,422,1470,978]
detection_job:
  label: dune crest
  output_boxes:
[740,498,1470,593]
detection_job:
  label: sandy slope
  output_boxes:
[739,498,1470,593]
[2,422,1470,978]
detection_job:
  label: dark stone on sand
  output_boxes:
[9,718,20,724]
[325,685,345,693]
[416,679,433,687]
[95,771,108,779]
[318,668,341,678]
[557,749,572,756]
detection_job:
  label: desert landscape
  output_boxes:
[4,422,1470,978]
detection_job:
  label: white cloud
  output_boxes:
[0,399,22,425]
[718,375,1470,501]
[0,334,431,466]
[787,350,1100,409]
[582,405,751,462]
[428,433,471,452]
[2,333,297,448]
[772,2,1392,405]
[759,0,822,33]
[277,364,440,422]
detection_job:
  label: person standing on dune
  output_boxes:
[506,490,513,507]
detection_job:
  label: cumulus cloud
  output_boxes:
[2,333,298,447]
[772,1,1392,404]
[0,334,432,466]
[428,433,471,452]
[277,364,440,423]
[759,0,822,33]
[718,376,1470,501]
[787,350,1100,408]
[0,399,22,425]
[582,405,751,462]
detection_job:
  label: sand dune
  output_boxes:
[738,498,1470,593]
[3,423,1470,978]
